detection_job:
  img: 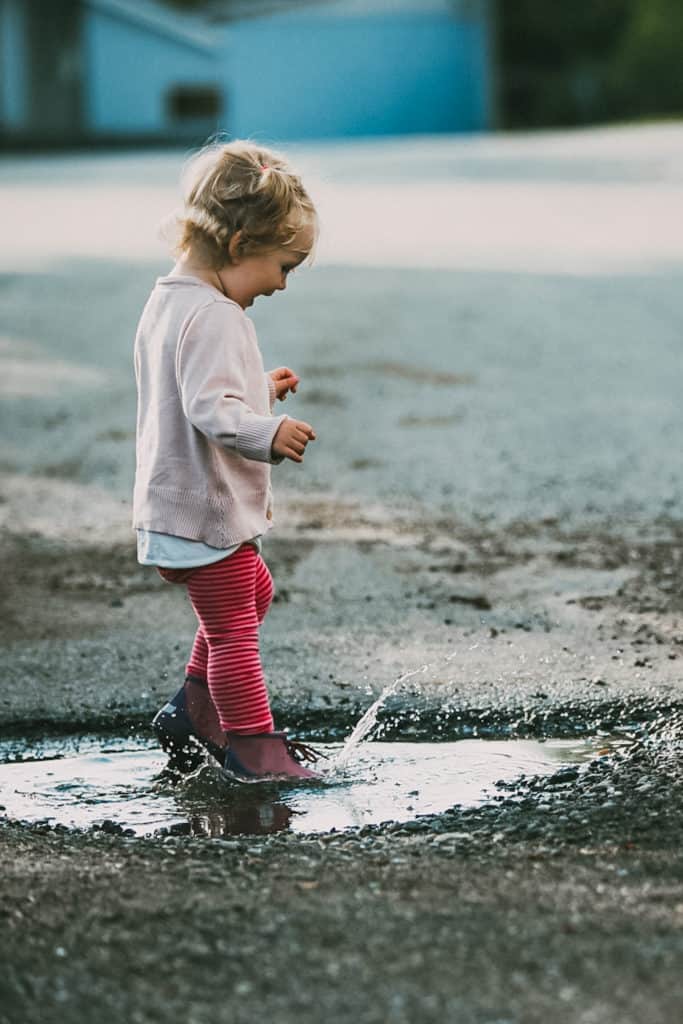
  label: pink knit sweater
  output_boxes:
[132,275,286,548]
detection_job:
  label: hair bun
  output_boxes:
[169,139,316,269]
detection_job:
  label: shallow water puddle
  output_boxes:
[0,734,623,837]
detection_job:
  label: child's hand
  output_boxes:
[269,366,300,401]
[272,418,316,463]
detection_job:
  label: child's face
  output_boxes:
[221,221,315,309]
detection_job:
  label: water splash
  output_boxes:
[332,663,430,768]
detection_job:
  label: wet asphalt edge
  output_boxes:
[2,700,682,854]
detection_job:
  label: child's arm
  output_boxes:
[177,303,287,464]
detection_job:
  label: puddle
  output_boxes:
[0,734,625,838]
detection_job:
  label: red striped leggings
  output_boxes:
[158,545,275,734]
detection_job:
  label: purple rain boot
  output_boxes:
[152,675,226,768]
[223,731,324,782]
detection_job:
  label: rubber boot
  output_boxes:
[152,676,226,768]
[223,732,322,781]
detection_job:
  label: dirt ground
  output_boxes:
[2,815,683,1024]
[2,503,683,1024]
[2,127,683,1023]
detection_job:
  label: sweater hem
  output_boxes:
[133,485,273,549]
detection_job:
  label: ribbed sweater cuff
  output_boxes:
[236,414,286,463]
[266,374,277,410]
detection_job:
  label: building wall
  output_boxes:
[24,0,84,139]
[221,9,492,141]
[1,0,84,139]
[83,5,222,137]
[0,0,27,131]
[1,0,492,144]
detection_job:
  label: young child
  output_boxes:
[133,140,320,780]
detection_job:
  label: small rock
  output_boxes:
[548,768,579,785]
[99,819,124,835]
[168,822,192,836]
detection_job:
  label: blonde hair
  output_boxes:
[172,139,317,269]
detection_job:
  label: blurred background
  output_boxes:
[1,0,683,530]
[1,0,681,148]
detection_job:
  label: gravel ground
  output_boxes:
[2,730,683,1024]
[2,126,683,1023]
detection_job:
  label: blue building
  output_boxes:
[0,0,219,144]
[0,0,495,146]
[223,0,494,139]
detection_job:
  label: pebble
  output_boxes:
[401,820,429,833]
[549,768,579,784]
[168,822,192,836]
[99,819,124,835]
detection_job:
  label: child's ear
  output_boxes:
[228,230,244,263]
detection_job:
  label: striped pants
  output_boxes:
[159,545,275,734]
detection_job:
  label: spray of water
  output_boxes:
[332,663,431,769]
[331,649,465,769]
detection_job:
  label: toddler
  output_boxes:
[133,140,320,780]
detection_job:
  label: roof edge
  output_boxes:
[85,0,217,54]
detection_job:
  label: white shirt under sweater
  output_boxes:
[136,529,261,569]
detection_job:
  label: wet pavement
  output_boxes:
[1,125,683,1023]
[0,732,630,837]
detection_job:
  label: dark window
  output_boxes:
[167,85,222,121]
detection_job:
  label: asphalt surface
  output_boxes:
[1,125,683,1024]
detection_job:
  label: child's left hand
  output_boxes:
[269,366,300,401]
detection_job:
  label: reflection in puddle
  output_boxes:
[0,736,624,838]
